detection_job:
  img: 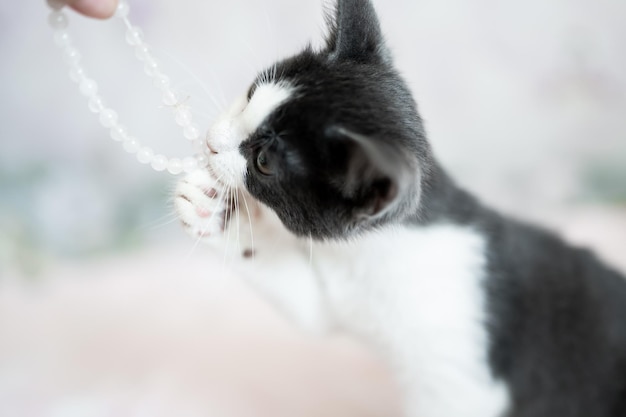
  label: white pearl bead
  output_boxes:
[123,138,140,154]
[151,155,168,172]
[110,125,129,142]
[196,153,209,168]
[175,107,193,127]
[116,1,130,18]
[135,44,151,62]
[63,47,81,65]
[54,31,71,47]
[69,66,86,83]
[152,73,170,90]
[162,90,179,106]
[183,157,199,173]
[47,0,65,10]
[125,27,144,46]
[184,125,200,140]
[79,78,98,96]
[144,59,159,77]
[192,139,205,154]
[137,147,154,164]
[48,11,68,30]
[99,109,118,128]
[167,158,184,175]
[88,96,106,113]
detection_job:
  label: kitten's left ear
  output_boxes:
[325,0,390,63]
[328,127,415,220]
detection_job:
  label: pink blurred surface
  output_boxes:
[1,246,402,417]
[1,206,625,417]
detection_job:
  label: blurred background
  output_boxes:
[1,0,625,416]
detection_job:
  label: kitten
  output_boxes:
[175,1,626,416]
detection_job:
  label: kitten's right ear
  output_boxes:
[327,126,415,221]
[324,0,390,63]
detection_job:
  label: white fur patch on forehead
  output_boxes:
[243,82,294,133]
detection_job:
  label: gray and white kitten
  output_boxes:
[175,1,626,416]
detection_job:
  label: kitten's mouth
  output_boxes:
[204,153,248,191]
[204,157,224,185]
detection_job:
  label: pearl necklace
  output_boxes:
[46,0,209,175]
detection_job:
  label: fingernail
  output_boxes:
[68,0,119,19]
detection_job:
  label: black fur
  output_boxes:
[238,0,626,415]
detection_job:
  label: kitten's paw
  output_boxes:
[175,169,232,240]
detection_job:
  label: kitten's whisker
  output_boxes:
[229,182,240,265]
[210,171,227,186]
[185,228,206,264]
[240,191,255,256]
[191,108,215,122]
[227,31,265,78]
[169,87,218,114]
[206,184,228,225]
[201,65,228,110]
[309,233,314,266]
[221,184,235,272]
[235,187,242,255]
[262,9,278,59]
[150,46,223,112]
[135,211,179,232]
[233,51,259,79]
[272,61,278,83]
[164,95,216,121]
[145,215,182,232]
[213,182,230,274]
[228,182,242,268]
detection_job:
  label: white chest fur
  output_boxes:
[311,224,510,417]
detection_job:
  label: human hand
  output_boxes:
[54,0,120,19]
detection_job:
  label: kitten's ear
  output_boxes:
[328,126,412,220]
[325,0,389,63]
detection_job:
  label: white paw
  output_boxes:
[175,169,231,241]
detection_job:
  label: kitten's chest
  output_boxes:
[310,224,511,416]
[312,224,490,345]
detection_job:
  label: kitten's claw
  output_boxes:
[175,170,230,240]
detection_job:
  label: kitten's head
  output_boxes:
[205,0,433,240]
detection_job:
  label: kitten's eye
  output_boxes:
[256,150,273,176]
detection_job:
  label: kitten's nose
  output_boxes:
[205,119,242,154]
